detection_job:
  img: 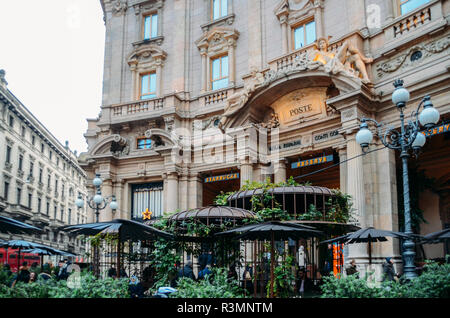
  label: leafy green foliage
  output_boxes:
[267,255,296,298]
[149,239,180,289]
[171,268,245,298]
[0,271,130,298]
[214,191,234,206]
[256,207,291,221]
[320,260,450,298]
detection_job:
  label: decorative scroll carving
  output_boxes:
[259,112,280,129]
[375,35,450,78]
[110,135,129,156]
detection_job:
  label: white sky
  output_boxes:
[0,0,105,154]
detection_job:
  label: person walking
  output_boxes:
[382,257,398,282]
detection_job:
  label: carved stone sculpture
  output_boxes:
[110,135,129,156]
[311,37,373,84]
[219,67,266,131]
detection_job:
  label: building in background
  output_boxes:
[0,70,88,256]
[80,0,450,277]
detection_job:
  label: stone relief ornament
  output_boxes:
[219,67,266,131]
[193,116,221,131]
[375,35,450,79]
[259,112,280,129]
[110,135,129,156]
[112,0,128,15]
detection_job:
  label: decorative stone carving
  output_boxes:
[375,35,450,79]
[259,112,280,129]
[219,67,265,130]
[112,0,128,16]
[110,135,129,156]
[133,0,164,15]
[163,116,175,132]
[193,116,221,131]
[311,37,373,84]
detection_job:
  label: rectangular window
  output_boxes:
[211,55,229,90]
[28,193,32,209]
[9,115,14,127]
[41,143,44,153]
[39,168,43,183]
[68,208,72,225]
[29,162,34,177]
[47,175,51,187]
[31,135,35,146]
[49,151,52,160]
[132,183,164,220]
[60,208,64,221]
[4,182,9,201]
[294,20,316,50]
[18,154,23,171]
[46,202,50,215]
[137,138,152,149]
[212,0,228,20]
[140,73,157,100]
[54,206,57,219]
[6,146,11,164]
[16,188,21,205]
[143,13,158,40]
[21,126,26,137]
[38,198,41,213]
[399,0,430,15]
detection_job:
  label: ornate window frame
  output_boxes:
[202,0,235,32]
[396,0,430,16]
[196,27,239,93]
[275,0,324,54]
[128,45,167,100]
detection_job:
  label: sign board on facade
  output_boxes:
[313,130,340,143]
[421,123,450,137]
[269,139,302,151]
[204,173,239,183]
[291,155,334,169]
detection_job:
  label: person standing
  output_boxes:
[382,257,398,282]
[345,259,359,277]
[11,262,31,287]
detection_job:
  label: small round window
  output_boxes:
[410,51,422,62]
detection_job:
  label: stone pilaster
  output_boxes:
[166,172,179,213]
[188,173,203,209]
[240,160,254,188]
[274,158,287,184]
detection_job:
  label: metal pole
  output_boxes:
[399,109,417,279]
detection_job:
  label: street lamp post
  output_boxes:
[74,174,119,276]
[356,79,440,279]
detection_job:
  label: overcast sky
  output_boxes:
[0,0,105,154]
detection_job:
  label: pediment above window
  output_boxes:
[196,27,240,52]
[127,44,167,69]
[275,0,323,22]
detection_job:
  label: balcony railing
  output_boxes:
[204,89,228,106]
[393,6,432,38]
[111,98,164,117]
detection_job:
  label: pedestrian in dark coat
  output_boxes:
[382,257,397,281]
[178,261,196,280]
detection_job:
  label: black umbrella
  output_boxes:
[60,219,174,278]
[216,221,323,298]
[0,215,43,235]
[320,227,410,265]
[422,228,450,244]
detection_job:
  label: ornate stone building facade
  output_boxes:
[0,70,88,256]
[82,0,450,276]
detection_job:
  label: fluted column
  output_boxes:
[101,179,113,222]
[228,39,236,86]
[279,15,289,54]
[200,49,207,93]
[240,160,254,187]
[188,174,203,209]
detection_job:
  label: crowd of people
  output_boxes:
[1,258,74,287]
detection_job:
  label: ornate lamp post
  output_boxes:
[355,79,440,279]
[75,174,119,276]
[75,174,118,223]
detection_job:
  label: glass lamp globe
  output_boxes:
[110,200,118,210]
[75,196,84,208]
[93,175,103,187]
[412,132,426,150]
[392,80,410,107]
[418,97,439,129]
[356,122,373,148]
[93,194,103,205]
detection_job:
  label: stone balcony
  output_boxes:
[378,0,447,56]
[9,204,33,220]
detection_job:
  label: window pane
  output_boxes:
[294,26,304,50]
[151,14,158,38]
[141,74,149,95]
[149,73,156,93]
[401,0,429,15]
[213,0,220,20]
[221,56,229,77]
[144,16,151,39]
[212,78,228,90]
[221,0,228,17]
[141,94,156,100]
[305,21,316,45]
[212,58,221,80]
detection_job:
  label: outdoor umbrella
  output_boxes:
[216,221,323,298]
[0,215,43,235]
[422,228,450,244]
[0,240,58,270]
[320,227,410,265]
[21,247,75,270]
[60,219,174,278]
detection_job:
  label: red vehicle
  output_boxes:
[0,248,41,272]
